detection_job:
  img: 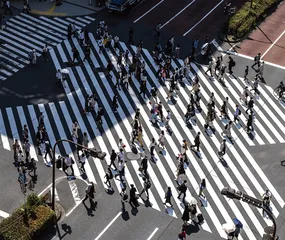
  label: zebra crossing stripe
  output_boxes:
[84,16,96,21]
[6,108,23,149]
[58,101,97,185]
[16,106,38,161]
[0,46,29,64]
[76,17,91,24]
[8,18,63,42]
[0,110,10,151]
[68,180,82,205]
[39,16,68,30]
[56,44,68,63]
[53,17,82,29]
[0,54,25,68]
[66,17,86,27]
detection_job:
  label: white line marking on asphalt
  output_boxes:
[146,228,159,240]
[183,0,224,36]
[261,29,285,59]
[0,210,10,218]
[0,110,10,151]
[133,0,164,23]
[94,212,122,240]
[161,0,196,28]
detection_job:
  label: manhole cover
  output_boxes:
[127,152,140,160]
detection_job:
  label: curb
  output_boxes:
[55,202,65,223]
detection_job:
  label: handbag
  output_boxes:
[138,167,143,172]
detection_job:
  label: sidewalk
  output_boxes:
[11,0,106,16]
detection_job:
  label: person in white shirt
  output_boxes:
[24,140,31,162]
[79,152,87,173]
[32,49,37,65]
[64,155,74,176]
[117,148,125,163]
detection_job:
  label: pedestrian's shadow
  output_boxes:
[185,222,200,235]
[105,188,115,195]
[60,223,72,238]
[131,207,139,216]
[219,157,228,168]
[83,201,98,217]
[121,210,130,221]
[141,198,152,208]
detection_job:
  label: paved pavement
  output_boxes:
[0,2,285,240]
[233,1,285,67]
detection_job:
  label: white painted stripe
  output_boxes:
[0,63,17,74]
[226,73,276,144]
[192,62,267,145]
[27,105,53,165]
[2,44,30,59]
[66,17,86,27]
[6,22,57,45]
[51,186,60,202]
[36,104,63,164]
[16,106,38,161]
[9,18,62,43]
[116,42,211,232]
[172,64,274,226]
[255,83,285,128]
[211,39,226,57]
[0,69,12,76]
[21,13,68,34]
[6,108,22,147]
[0,75,6,81]
[14,16,65,39]
[238,77,285,141]
[58,101,97,184]
[52,17,82,29]
[0,30,42,52]
[48,102,81,177]
[4,27,46,47]
[183,0,224,36]
[39,16,68,30]
[84,16,96,21]
[76,17,91,24]
[50,48,121,192]
[64,40,78,63]
[161,0,196,28]
[0,210,10,218]
[0,54,24,68]
[0,110,10,150]
[261,29,285,58]
[131,161,161,211]
[94,212,122,240]
[68,180,82,205]
[142,47,258,238]
[56,44,68,63]
[146,228,159,240]
[133,0,164,23]
[0,46,29,64]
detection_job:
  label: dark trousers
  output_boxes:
[205,68,212,76]
[82,195,94,208]
[25,151,30,161]
[139,188,149,198]
[191,143,200,152]
[150,146,155,158]
[44,151,53,160]
[178,191,186,204]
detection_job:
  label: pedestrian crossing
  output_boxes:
[0,32,285,239]
[0,13,96,81]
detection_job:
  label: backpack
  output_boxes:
[146,180,151,189]
[123,193,128,201]
[232,61,236,66]
[238,108,241,115]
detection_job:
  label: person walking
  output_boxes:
[222,120,233,140]
[82,132,88,149]
[104,166,113,189]
[32,49,37,65]
[154,23,161,40]
[44,141,53,160]
[177,180,187,204]
[233,104,241,123]
[149,138,157,161]
[198,179,206,198]
[258,61,265,80]
[82,182,96,209]
[251,76,259,95]
[164,187,173,208]
[158,130,165,150]
[228,56,235,74]
[246,113,254,133]
[252,53,261,68]
[191,132,201,152]
[4,0,12,15]
[214,56,221,75]
[128,26,134,44]
[120,188,128,212]
[72,47,80,64]
[139,177,151,199]
[181,204,190,225]
[218,139,227,157]
[205,58,213,77]
[139,77,147,99]
[245,97,254,114]
[109,149,117,170]
[129,184,138,208]
[116,160,125,182]
[42,44,49,62]
[78,152,87,173]
[244,65,249,82]
[24,139,31,163]
[28,158,37,176]
[140,155,148,176]
[136,126,144,150]
[64,155,75,176]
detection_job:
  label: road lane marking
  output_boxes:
[94,212,122,240]
[261,29,285,59]
[0,210,10,218]
[0,110,10,151]
[147,228,159,240]
[133,0,164,23]
[183,0,224,36]
[161,0,196,28]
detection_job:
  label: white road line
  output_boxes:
[84,16,96,21]
[53,17,82,30]
[76,17,91,24]
[133,0,164,23]
[0,110,11,151]
[161,0,196,28]
[16,106,38,161]
[68,180,82,205]
[0,210,10,218]
[94,212,122,240]
[6,107,22,148]
[58,101,97,184]
[66,17,86,27]
[261,29,285,59]
[183,0,224,36]
[57,44,68,63]
[146,228,159,240]
[50,186,60,202]
[0,54,24,68]
[39,16,67,30]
